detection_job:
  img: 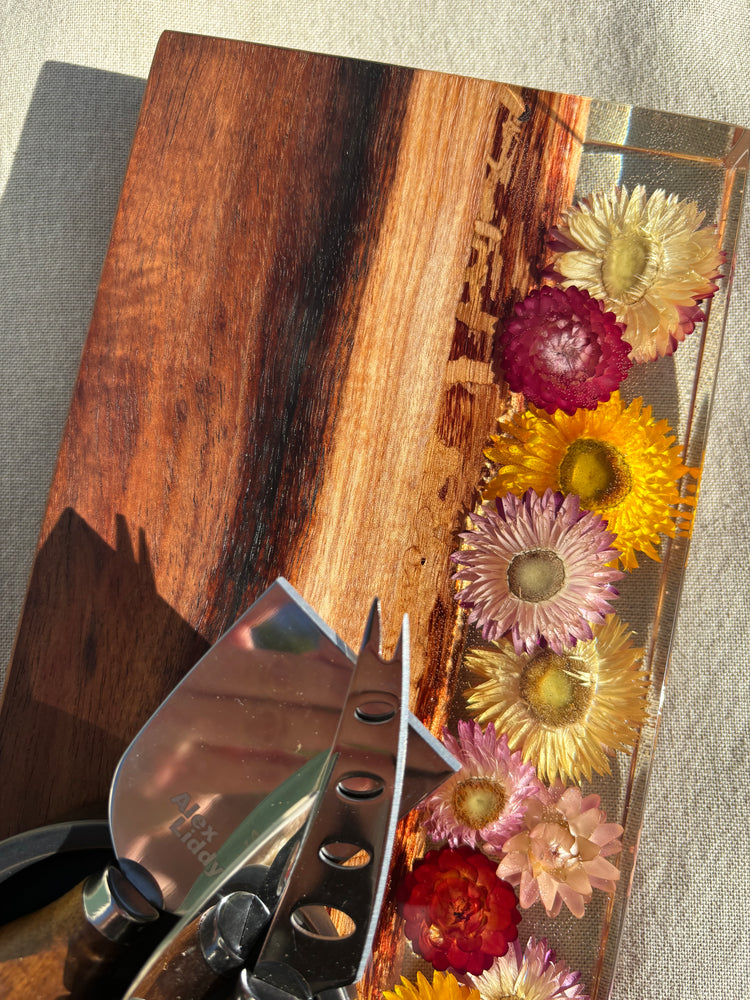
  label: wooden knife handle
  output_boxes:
[127,891,271,1000]
[125,913,225,1000]
[0,866,158,998]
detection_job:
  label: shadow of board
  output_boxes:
[0,61,146,682]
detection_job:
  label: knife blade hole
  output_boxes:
[291,904,356,939]
[337,773,385,800]
[355,699,396,724]
[320,841,372,868]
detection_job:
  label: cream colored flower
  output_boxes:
[550,185,722,362]
[464,615,649,785]
[469,937,588,1000]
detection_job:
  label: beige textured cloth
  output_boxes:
[1,3,748,998]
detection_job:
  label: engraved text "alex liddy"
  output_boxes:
[169,792,225,879]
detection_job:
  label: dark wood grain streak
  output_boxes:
[0,36,414,837]
[211,59,414,626]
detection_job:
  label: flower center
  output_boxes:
[519,649,592,726]
[601,229,661,304]
[506,548,566,602]
[538,321,597,377]
[451,777,506,830]
[558,437,632,510]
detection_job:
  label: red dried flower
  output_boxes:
[499,285,631,414]
[396,845,521,976]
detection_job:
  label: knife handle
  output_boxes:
[0,865,158,998]
[126,913,226,1000]
[127,891,271,1000]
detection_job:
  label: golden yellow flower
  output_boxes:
[550,185,722,363]
[483,392,696,570]
[384,971,480,1000]
[464,615,649,785]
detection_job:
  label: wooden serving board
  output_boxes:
[0,30,588,874]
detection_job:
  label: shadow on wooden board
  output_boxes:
[0,508,210,837]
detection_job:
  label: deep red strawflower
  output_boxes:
[499,285,631,415]
[396,845,521,976]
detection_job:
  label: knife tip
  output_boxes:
[360,596,382,656]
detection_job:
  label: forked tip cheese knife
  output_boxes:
[0,580,457,998]
[126,598,426,1000]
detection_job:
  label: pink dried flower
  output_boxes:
[498,783,623,918]
[422,720,542,856]
[469,936,589,999]
[451,489,623,654]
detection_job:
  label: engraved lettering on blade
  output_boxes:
[169,793,225,879]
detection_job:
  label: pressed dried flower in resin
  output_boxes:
[451,489,622,653]
[384,971,480,1000]
[499,285,631,414]
[498,784,622,918]
[422,720,541,855]
[469,936,589,1000]
[549,185,722,362]
[463,615,649,785]
[396,845,521,975]
[483,393,696,570]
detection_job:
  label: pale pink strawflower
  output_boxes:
[469,936,589,1000]
[498,783,623,918]
[451,489,622,654]
[423,720,542,856]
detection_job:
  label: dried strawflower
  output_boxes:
[549,185,722,362]
[423,720,542,855]
[469,936,589,1000]
[384,971,480,1000]
[500,285,631,414]
[498,785,622,918]
[396,845,521,976]
[451,489,622,653]
[464,616,649,785]
[483,392,696,570]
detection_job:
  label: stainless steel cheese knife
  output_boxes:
[125,597,432,1000]
[0,579,456,999]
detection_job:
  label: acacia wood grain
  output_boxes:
[0,29,589,928]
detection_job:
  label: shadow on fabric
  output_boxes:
[0,61,146,683]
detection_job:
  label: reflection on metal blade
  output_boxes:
[109,579,458,916]
[252,604,410,997]
[109,579,356,913]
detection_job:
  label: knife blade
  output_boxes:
[248,600,409,1000]
[124,600,445,1000]
[0,579,456,999]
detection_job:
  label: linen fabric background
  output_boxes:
[1,2,748,997]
